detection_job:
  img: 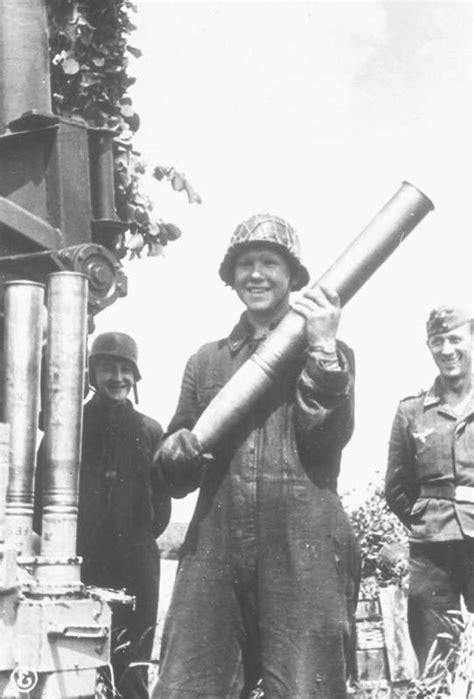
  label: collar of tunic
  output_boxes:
[423,375,474,420]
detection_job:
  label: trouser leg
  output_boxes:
[259,523,359,698]
[114,558,159,699]
[460,538,474,612]
[153,555,246,699]
[235,571,261,698]
[408,542,461,673]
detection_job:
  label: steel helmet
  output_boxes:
[218,214,310,290]
[88,332,141,385]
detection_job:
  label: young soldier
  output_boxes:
[153,214,359,698]
[385,306,473,670]
[36,332,171,699]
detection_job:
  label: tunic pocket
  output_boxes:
[410,498,429,519]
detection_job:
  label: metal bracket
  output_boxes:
[0,243,127,313]
[47,624,109,640]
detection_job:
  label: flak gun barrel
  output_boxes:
[193,181,434,451]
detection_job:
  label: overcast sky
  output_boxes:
[95,1,473,520]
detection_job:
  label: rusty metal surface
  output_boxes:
[193,182,434,451]
[3,282,44,555]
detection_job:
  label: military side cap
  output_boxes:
[426,305,472,337]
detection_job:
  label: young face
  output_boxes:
[232,244,294,321]
[93,356,136,403]
[427,322,472,383]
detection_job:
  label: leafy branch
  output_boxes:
[46,0,201,260]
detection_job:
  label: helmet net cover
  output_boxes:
[219,214,310,290]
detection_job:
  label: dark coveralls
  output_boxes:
[154,314,359,699]
[385,378,474,669]
[35,394,171,698]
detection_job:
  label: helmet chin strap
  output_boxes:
[88,380,139,405]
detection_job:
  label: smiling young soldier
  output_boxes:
[84,333,171,698]
[385,306,474,671]
[153,215,359,698]
[36,332,171,699]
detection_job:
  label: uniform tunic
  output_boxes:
[386,377,474,541]
[385,377,474,667]
[154,315,359,699]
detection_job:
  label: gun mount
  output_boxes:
[0,0,128,318]
[0,275,115,699]
[0,1,133,696]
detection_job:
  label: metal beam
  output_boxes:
[0,197,62,250]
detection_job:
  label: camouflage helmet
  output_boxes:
[218,214,310,290]
[89,332,141,384]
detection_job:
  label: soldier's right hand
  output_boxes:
[154,428,204,491]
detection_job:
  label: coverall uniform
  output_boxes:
[154,313,359,699]
[35,393,171,699]
[385,377,474,668]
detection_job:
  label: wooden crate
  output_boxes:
[357,597,389,683]
[356,586,418,690]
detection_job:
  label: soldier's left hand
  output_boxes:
[292,285,341,348]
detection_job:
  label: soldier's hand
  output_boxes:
[154,428,203,488]
[292,285,341,349]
